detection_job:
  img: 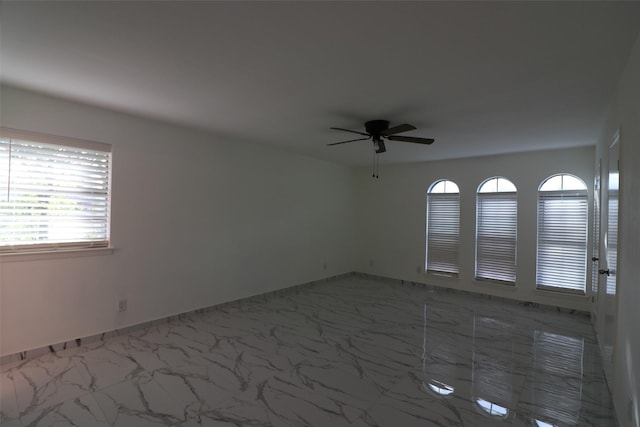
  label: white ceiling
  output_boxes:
[2,1,640,166]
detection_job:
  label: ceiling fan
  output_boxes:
[328,119,434,154]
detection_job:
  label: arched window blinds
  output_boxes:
[426,180,460,275]
[476,177,517,284]
[536,174,588,293]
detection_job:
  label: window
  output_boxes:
[426,180,460,275]
[536,174,587,293]
[475,177,517,284]
[0,128,112,253]
[591,171,600,294]
[605,170,618,296]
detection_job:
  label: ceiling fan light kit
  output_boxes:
[328,119,435,178]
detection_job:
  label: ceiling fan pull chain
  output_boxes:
[372,150,376,178]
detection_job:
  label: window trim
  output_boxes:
[1,128,111,153]
[1,246,114,263]
[0,127,113,255]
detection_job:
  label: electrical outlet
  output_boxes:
[118,298,127,312]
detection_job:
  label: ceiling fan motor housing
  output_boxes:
[365,120,390,136]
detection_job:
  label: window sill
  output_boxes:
[473,278,516,289]
[534,286,587,298]
[425,271,459,280]
[0,247,115,263]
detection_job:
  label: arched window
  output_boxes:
[426,180,460,275]
[537,174,588,293]
[476,177,517,284]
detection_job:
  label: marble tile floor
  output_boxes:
[0,276,617,426]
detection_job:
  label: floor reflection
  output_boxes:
[424,379,454,396]
[475,397,509,417]
[422,308,519,422]
[471,315,515,419]
[420,301,610,426]
[530,331,584,425]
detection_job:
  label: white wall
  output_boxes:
[352,146,595,312]
[599,32,640,427]
[0,85,354,356]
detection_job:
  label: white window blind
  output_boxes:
[0,129,112,253]
[426,180,460,275]
[476,177,517,284]
[536,175,588,293]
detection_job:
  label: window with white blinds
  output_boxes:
[475,177,517,284]
[426,180,460,276]
[536,174,588,293]
[0,128,112,253]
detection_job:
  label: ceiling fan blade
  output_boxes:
[327,136,371,146]
[381,123,416,136]
[330,127,370,137]
[387,135,435,145]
